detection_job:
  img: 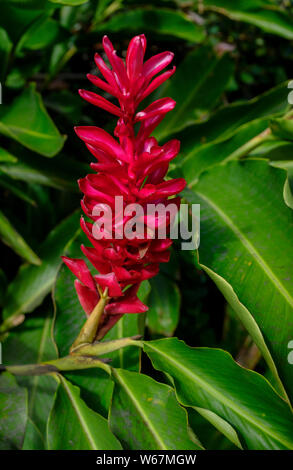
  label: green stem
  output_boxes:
[70,288,110,352]
[0,314,25,335]
[72,336,143,357]
[224,128,272,162]
[0,354,111,376]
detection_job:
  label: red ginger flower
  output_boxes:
[62,35,186,340]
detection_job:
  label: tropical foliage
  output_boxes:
[0,0,293,451]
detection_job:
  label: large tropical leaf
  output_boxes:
[184,159,293,402]
[47,376,122,450]
[0,210,41,265]
[0,372,28,450]
[2,210,80,324]
[155,45,234,140]
[109,368,203,450]
[94,7,205,43]
[0,83,65,157]
[3,312,57,435]
[144,338,293,450]
[191,0,293,39]
[147,273,180,336]
[176,82,289,157]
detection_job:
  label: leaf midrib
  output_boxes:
[0,122,61,140]
[146,342,293,448]
[194,189,293,310]
[59,376,97,450]
[113,370,167,450]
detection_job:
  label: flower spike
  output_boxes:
[63,35,186,340]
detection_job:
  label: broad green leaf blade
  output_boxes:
[0,372,28,450]
[155,46,234,140]
[94,8,205,43]
[176,82,289,157]
[18,16,60,51]
[184,160,293,402]
[144,338,293,450]
[22,417,44,450]
[0,83,65,157]
[110,368,202,450]
[47,376,122,450]
[2,210,80,322]
[63,369,114,420]
[147,273,180,336]
[0,210,41,265]
[0,1,53,43]
[197,0,293,39]
[188,407,239,450]
[181,117,270,184]
[193,407,242,449]
[3,313,57,434]
[198,263,286,399]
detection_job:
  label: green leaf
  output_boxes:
[192,407,242,449]
[144,338,293,450]
[198,264,285,400]
[0,151,87,191]
[188,407,240,450]
[47,376,122,450]
[0,83,65,157]
[2,210,80,323]
[0,173,37,206]
[184,159,293,403]
[0,268,7,307]
[270,117,293,141]
[3,313,58,435]
[53,234,113,417]
[94,7,205,43]
[0,148,17,163]
[49,0,89,5]
[0,210,41,265]
[22,417,44,450]
[176,82,289,157]
[63,369,114,419]
[181,117,270,184]
[155,46,234,140]
[18,16,60,51]
[0,1,51,43]
[0,372,28,450]
[147,273,180,336]
[110,368,202,450]
[0,27,12,82]
[196,0,293,39]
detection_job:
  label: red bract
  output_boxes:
[62,34,186,339]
